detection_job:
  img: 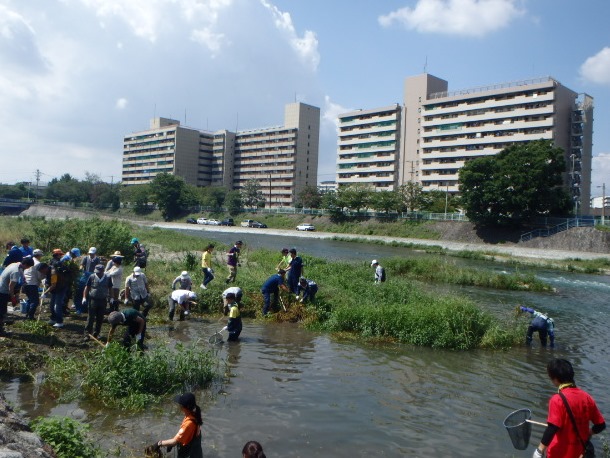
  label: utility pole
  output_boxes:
[35,169,41,202]
[602,183,606,226]
[269,173,272,208]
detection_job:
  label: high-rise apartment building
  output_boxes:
[122,102,320,207]
[336,105,401,190]
[336,73,593,214]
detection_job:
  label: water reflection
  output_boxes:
[2,235,609,457]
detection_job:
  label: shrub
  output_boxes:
[31,416,102,458]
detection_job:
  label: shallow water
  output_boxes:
[2,235,609,457]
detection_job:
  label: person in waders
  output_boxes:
[155,392,203,458]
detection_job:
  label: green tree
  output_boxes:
[241,179,264,209]
[399,182,425,212]
[121,184,152,214]
[337,184,372,213]
[46,174,89,205]
[420,189,459,213]
[199,186,227,209]
[298,185,323,208]
[0,183,30,199]
[371,190,401,214]
[225,190,242,216]
[151,173,192,221]
[459,140,570,226]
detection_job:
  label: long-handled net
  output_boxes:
[503,408,532,450]
[208,331,223,345]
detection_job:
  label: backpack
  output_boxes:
[380,267,386,283]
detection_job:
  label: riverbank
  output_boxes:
[0,393,56,458]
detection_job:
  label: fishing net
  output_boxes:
[208,331,223,345]
[503,408,532,450]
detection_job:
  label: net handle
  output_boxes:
[527,419,547,427]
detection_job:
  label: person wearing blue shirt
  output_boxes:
[3,242,23,267]
[19,238,34,257]
[295,277,318,303]
[261,269,289,315]
[520,306,555,348]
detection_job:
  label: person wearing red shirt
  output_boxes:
[533,359,605,458]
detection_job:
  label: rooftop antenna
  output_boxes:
[153,103,156,119]
[184,108,187,126]
[235,113,239,133]
[423,56,428,74]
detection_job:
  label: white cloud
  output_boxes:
[116,98,128,109]
[322,96,351,134]
[379,0,523,37]
[190,28,226,55]
[580,47,610,85]
[260,0,320,71]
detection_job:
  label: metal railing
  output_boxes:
[519,218,596,242]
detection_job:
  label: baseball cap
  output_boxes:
[133,266,142,276]
[181,271,189,278]
[88,247,97,254]
[131,238,139,244]
[371,259,378,266]
[94,264,104,272]
[33,249,44,256]
[173,392,196,410]
[70,247,81,257]
[236,240,243,245]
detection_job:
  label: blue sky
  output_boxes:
[1,0,609,198]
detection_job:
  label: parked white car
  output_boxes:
[296,223,315,231]
[207,219,220,225]
[196,217,208,225]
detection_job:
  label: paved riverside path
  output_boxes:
[151,222,610,261]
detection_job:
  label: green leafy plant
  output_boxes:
[31,416,102,458]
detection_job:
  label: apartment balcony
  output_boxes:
[339,113,399,128]
[423,104,554,128]
[423,91,554,117]
[339,125,398,138]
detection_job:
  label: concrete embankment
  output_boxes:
[0,393,56,458]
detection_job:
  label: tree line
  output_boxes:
[1,141,573,226]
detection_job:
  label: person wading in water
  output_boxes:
[154,392,203,458]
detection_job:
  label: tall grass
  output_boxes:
[31,416,102,458]
[44,343,217,410]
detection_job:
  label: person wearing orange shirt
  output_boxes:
[155,392,203,458]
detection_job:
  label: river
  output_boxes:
[2,230,609,457]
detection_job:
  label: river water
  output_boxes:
[3,231,609,457]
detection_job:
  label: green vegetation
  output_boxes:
[44,343,216,410]
[31,416,102,458]
[459,140,571,226]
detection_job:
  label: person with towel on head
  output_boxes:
[152,392,203,458]
[168,289,197,321]
[124,266,152,316]
[370,259,386,284]
[173,271,193,291]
